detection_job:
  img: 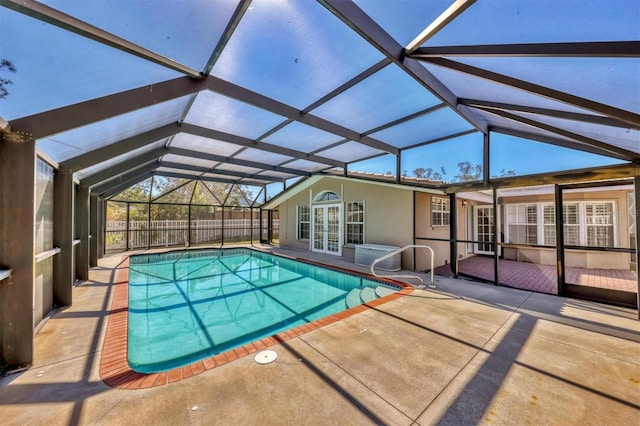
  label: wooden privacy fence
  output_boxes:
[105,219,279,251]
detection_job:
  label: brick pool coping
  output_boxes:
[99,251,414,389]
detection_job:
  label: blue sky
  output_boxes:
[349,131,627,182]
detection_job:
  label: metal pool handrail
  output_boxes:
[370,245,435,288]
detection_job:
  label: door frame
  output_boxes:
[473,205,499,255]
[311,203,342,256]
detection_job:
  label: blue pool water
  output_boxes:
[127,248,399,373]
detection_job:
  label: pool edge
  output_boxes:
[99,250,414,390]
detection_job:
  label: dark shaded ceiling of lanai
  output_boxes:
[1,0,638,201]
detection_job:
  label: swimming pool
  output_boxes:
[127,248,403,373]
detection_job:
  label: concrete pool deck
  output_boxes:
[1,246,639,425]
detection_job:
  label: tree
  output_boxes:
[495,168,516,178]
[454,161,483,182]
[106,201,127,221]
[110,178,153,203]
[412,167,446,181]
[454,162,517,182]
[408,162,517,183]
[237,185,256,206]
[0,59,16,99]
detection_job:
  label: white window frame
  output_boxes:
[431,197,450,227]
[505,203,538,245]
[345,200,365,245]
[314,190,341,203]
[505,201,617,247]
[584,201,617,247]
[296,205,310,240]
[543,203,580,246]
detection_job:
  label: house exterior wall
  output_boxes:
[414,193,467,271]
[499,189,631,270]
[277,178,415,269]
[276,179,632,273]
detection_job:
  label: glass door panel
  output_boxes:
[474,206,494,255]
[312,204,342,255]
[313,206,325,251]
[327,206,341,254]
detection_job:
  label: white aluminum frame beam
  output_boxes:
[405,0,477,54]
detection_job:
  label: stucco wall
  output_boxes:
[277,178,415,268]
[277,181,633,272]
[414,193,468,271]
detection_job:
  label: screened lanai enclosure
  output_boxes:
[105,177,278,252]
[0,0,638,370]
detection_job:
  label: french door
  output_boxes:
[474,206,495,255]
[312,204,342,256]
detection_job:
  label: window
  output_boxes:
[507,204,538,244]
[35,157,54,254]
[508,201,616,247]
[431,197,450,226]
[297,205,310,240]
[586,202,614,247]
[314,191,340,202]
[543,205,554,244]
[345,201,364,244]
[543,204,579,246]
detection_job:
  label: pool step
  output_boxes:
[345,285,398,309]
[345,288,363,309]
[359,287,377,303]
[374,286,396,298]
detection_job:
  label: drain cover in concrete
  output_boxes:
[255,350,278,364]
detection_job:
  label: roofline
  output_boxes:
[459,182,634,202]
[262,174,445,209]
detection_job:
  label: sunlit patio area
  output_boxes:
[435,255,638,294]
[1,247,639,425]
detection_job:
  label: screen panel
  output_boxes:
[310,64,442,133]
[37,96,191,162]
[183,90,286,139]
[212,0,384,109]
[369,107,474,149]
[40,0,241,70]
[0,7,181,119]
[261,121,343,152]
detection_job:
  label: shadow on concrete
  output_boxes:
[67,257,129,424]
[367,288,640,424]
[273,336,400,425]
[0,257,129,425]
